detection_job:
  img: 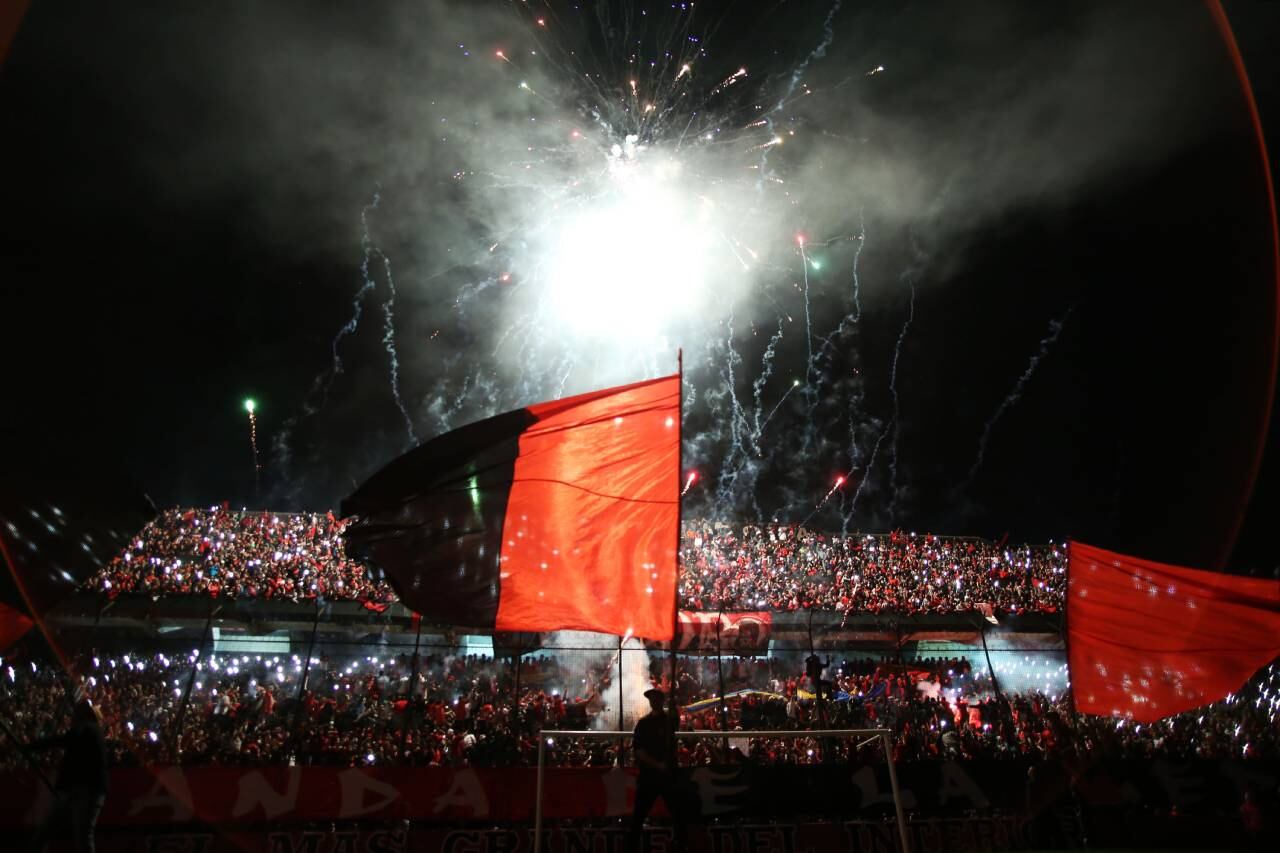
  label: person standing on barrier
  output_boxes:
[26,700,109,853]
[628,688,690,853]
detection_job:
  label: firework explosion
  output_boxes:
[462,1,840,386]
[274,0,1109,529]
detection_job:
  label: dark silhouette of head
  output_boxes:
[74,700,100,725]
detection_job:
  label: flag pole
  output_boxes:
[669,349,683,715]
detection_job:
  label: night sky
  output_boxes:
[2,1,1278,575]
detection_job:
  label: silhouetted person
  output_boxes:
[27,700,108,853]
[804,653,829,694]
[628,688,689,853]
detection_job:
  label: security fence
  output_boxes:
[8,599,1071,770]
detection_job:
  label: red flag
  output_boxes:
[343,375,680,639]
[1068,540,1280,722]
[0,600,33,652]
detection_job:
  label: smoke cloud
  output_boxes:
[547,631,655,731]
[109,1,1224,526]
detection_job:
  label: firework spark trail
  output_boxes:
[797,221,871,480]
[421,367,506,440]
[724,341,754,465]
[758,381,801,443]
[849,212,866,322]
[795,237,829,460]
[781,227,870,474]
[965,306,1076,485]
[774,0,843,115]
[841,412,863,535]
[682,339,725,509]
[885,277,916,522]
[757,0,842,179]
[421,367,471,435]
[375,247,419,447]
[554,358,575,400]
[264,192,386,501]
[849,422,888,516]
[489,306,524,361]
[246,405,261,489]
[528,0,703,145]
[325,193,382,399]
[714,308,746,510]
[764,217,869,529]
[749,321,786,452]
[883,229,931,521]
[810,216,869,371]
[713,309,765,520]
[839,400,874,534]
[803,474,847,523]
[799,238,816,375]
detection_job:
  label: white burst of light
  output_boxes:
[542,142,721,343]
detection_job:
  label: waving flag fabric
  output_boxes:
[1068,540,1280,722]
[342,375,680,639]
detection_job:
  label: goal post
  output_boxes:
[534,728,910,853]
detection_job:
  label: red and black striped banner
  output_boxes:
[342,375,680,639]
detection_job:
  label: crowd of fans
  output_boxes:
[85,509,1066,616]
[44,509,1271,772]
[2,643,1274,773]
[681,521,1064,614]
[86,507,394,605]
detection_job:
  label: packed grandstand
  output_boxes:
[85,507,1067,615]
[0,506,1272,778]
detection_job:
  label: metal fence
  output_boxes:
[5,603,1069,769]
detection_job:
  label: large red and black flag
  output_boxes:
[1068,541,1280,722]
[341,375,681,639]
